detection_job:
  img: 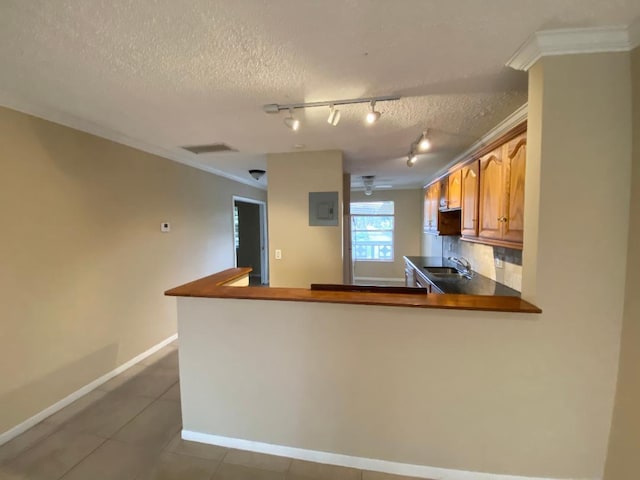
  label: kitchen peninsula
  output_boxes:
[164,268,541,478]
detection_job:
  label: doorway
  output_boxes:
[233,196,268,285]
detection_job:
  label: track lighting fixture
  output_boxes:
[263,95,399,130]
[327,105,341,126]
[365,100,381,124]
[406,128,435,167]
[418,130,431,151]
[283,108,300,131]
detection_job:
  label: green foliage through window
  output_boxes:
[351,201,394,262]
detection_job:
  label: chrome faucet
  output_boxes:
[448,256,473,278]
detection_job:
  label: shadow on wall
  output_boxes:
[0,343,119,434]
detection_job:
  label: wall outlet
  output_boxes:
[495,256,504,269]
[275,249,282,260]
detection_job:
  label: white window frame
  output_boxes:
[351,201,395,262]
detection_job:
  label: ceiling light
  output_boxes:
[283,108,300,131]
[327,105,341,126]
[249,169,266,181]
[362,175,375,195]
[406,128,435,167]
[418,130,431,151]
[366,101,381,124]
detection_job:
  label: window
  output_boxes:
[351,201,394,261]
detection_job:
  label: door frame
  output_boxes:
[232,196,269,285]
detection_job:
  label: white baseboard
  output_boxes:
[0,334,178,446]
[182,430,586,480]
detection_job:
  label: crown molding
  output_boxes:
[507,25,636,71]
[0,94,266,190]
[421,102,527,188]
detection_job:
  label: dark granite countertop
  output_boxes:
[404,256,520,297]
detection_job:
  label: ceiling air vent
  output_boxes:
[181,143,237,154]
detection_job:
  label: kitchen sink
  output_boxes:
[423,267,462,275]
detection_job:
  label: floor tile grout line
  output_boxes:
[100,363,179,441]
[53,436,108,480]
[0,422,61,467]
[207,455,226,480]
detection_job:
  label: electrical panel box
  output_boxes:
[308,191,339,226]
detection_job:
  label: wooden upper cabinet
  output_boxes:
[424,181,459,235]
[423,182,440,233]
[436,171,461,211]
[477,130,526,248]
[428,182,440,232]
[438,177,449,209]
[503,133,526,243]
[461,161,479,237]
[423,188,432,232]
[478,147,504,241]
[447,170,462,209]
[423,122,525,247]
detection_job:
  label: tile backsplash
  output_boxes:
[442,236,522,291]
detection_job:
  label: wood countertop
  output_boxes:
[165,268,542,314]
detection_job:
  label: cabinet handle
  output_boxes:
[497,216,508,223]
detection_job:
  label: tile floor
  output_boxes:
[0,341,424,480]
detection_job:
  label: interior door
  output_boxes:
[234,198,268,285]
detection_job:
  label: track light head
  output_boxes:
[418,130,431,151]
[327,105,341,126]
[407,152,418,167]
[365,101,381,124]
[284,108,300,131]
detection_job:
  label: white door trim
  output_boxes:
[232,196,269,285]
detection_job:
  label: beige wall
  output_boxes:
[604,46,640,480]
[521,51,632,477]
[267,151,343,288]
[0,107,266,434]
[351,189,422,281]
[177,51,635,479]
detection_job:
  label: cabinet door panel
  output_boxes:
[478,150,503,240]
[461,161,479,236]
[423,189,429,232]
[429,182,440,232]
[448,170,462,209]
[503,134,526,243]
[439,178,449,209]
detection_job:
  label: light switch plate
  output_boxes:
[161,222,170,233]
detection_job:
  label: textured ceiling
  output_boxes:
[1,0,639,189]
